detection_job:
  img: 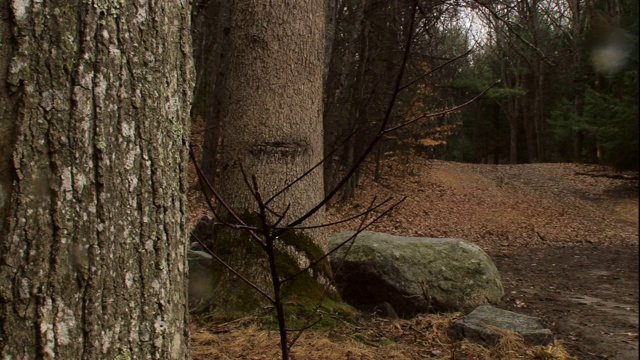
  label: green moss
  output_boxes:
[192,211,357,328]
[93,0,124,15]
[277,230,333,279]
[95,136,106,152]
[113,349,130,360]
[171,120,183,138]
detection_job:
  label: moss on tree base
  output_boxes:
[190,218,356,328]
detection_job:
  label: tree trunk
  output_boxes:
[523,73,538,163]
[192,0,233,191]
[219,0,325,235]
[509,108,519,164]
[0,2,193,359]
[323,0,366,197]
[344,8,368,195]
[212,1,330,314]
[534,60,545,162]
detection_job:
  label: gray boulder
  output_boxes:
[328,231,504,317]
[449,305,553,345]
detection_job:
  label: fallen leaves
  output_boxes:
[327,159,638,252]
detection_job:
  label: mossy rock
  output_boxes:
[328,231,504,317]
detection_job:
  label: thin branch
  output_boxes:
[272,203,291,229]
[473,0,556,66]
[384,79,501,134]
[285,316,323,333]
[275,197,393,231]
[190,149,266,248]
[287,199,374,349]
[287,196,405,350]
[399,47,474,92]
[264,126,360,206]
[280,196,406,285]
[277,1,419,235]
[191,233,275,303]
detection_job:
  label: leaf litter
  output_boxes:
[186,152,640,359]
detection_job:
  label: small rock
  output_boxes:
[188,250,214,306]
[449,305,553,346]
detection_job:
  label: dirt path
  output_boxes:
[329,159,639,359]
[495,244,638,360]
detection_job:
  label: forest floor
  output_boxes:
[189,158,639,359]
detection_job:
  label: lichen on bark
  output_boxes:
[0,1,194,359]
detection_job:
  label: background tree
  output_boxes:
[203,0,337,320]
[323,0,468,199]
[0,2,193,358]
[191,0,233,192]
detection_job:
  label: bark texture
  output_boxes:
[0,1,193,359]
[206,1,329,316]
[218,1,326,240]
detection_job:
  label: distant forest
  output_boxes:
[192,0,639,200]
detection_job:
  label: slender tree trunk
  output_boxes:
[0,1,193,359]
[494,103,501,164]
[324,0,366,197]
[523,73,538,162]
[573,92,585,162]
[193,0,233,192]
[340,138,356,202]
[509,106,519,164]
[341,2,368,199]
[500,44,519,164]
[534,60,545,161]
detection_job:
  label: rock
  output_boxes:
[328,231,504,317]
[449,305,553,346]
[188,250,214,306]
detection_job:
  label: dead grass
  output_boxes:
[189,313,576,360]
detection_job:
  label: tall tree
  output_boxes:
[0,1,193,358]
[208,1,331,314]
[218,1,325,236]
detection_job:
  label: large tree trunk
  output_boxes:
[219,0,325,235]
[0,2,193,359]
[211,1,330,315]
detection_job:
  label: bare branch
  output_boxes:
[277,2,419,235]
[384,79,501,134]
[473,0,556,66]
[285,316,323,334]
[399,47,474,92]
[280,196,406,284]
[275,197,393,231]
[191,233,275,303]
[190,149,266,248]
[287,196,405,350]
[264,126,360,206]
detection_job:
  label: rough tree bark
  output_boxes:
[0,1,193,359]
[218,0,326,237]
[208,0,330,315]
